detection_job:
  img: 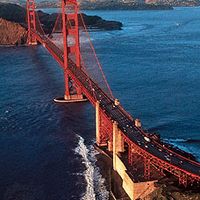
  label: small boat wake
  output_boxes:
[74,135,109,200]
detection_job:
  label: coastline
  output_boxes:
[80,4,173,11]
[94,144,200,200]
[94,144,130,200]
[35,4,173,11]
[1,3,200,199]
[0,3,123,46]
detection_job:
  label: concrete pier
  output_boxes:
[54,94,87,103]
[96,101,101,146]
[112,121,157,200]
[113,121,124,170]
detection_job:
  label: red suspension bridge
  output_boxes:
[27,0,200,197]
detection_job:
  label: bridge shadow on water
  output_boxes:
[0,45,97,200]
[28,45,96,140]
[28,45,64,95]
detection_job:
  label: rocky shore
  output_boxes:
[0,3,122,46]
[20,0,173,10]
[0,18,27,45]
[94,146,200,200]
[36,11,123,33]
[80,2,173,11]
[1,0,200,8]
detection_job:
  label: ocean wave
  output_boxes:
[184,139,200,144]
[164,138,200,161]
[164,138,200,144]
[147,123,174,132]
[74,135,109,200]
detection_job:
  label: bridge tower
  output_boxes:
[61,0,85,102]
[26,0,37,45]
[96,101,113,147]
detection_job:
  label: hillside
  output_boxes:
[0,0,200,7]
[80,2,173,10]
[2,0,199,9]
[146,0,200,6]
[0,3,122,45]
[0,3,122,31]
[0,18,27,45]
[19,0,173,10]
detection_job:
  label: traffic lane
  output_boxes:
[75,61,200,176]
[71,60,200,176]
[126,127,200,176]
[109,104,200,176]
[48,43,200,177]
[99,98,200,176]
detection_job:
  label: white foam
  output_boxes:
[164,138,200,161]
[89,145,109,200]
[75,135,109,200]
[163,138,187,143]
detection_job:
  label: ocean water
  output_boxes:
[0,7,200,199]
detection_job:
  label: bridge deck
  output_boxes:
[32,30,200,182]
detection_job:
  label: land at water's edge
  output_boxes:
[0,3,122,46]
[0,18,27,46]
[94,145,130,200]
[94,145,200,200]
[2,0,200,9]
[79,3,173,11]
[35,2,173,10]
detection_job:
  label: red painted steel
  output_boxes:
[61,0,82,99]
[26,0,37,45]
[123,134,200,186]
[79,13,114,99]
[27,0,200,188]
[144,158,151,180]
[99,110,113,146]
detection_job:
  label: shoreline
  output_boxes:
[94,144,200,200]
[94,144,130,200]
[36,6,173,11]
[0,44,28,47]
[28,5,200,11]
[0,3,123,46]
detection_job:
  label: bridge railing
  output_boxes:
[30,29,200,185]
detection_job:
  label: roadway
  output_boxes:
[71,61,200,177]
[33,29,200,180]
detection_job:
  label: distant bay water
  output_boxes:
[0,7,200,199]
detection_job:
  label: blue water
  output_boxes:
[1,7,200,199]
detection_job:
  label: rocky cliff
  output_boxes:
[0,3,122,45]
[0,3,122,31]
[80,2,173,10]
[36,11,122,33]
[146,0,200,6]
[0,18,27,45]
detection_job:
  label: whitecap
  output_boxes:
[163,138,200,161]
[74,135,109,200]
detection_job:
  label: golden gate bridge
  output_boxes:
[26,0,200,198]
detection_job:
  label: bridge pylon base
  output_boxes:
[54,94,87,103]
[28,41,37,46]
